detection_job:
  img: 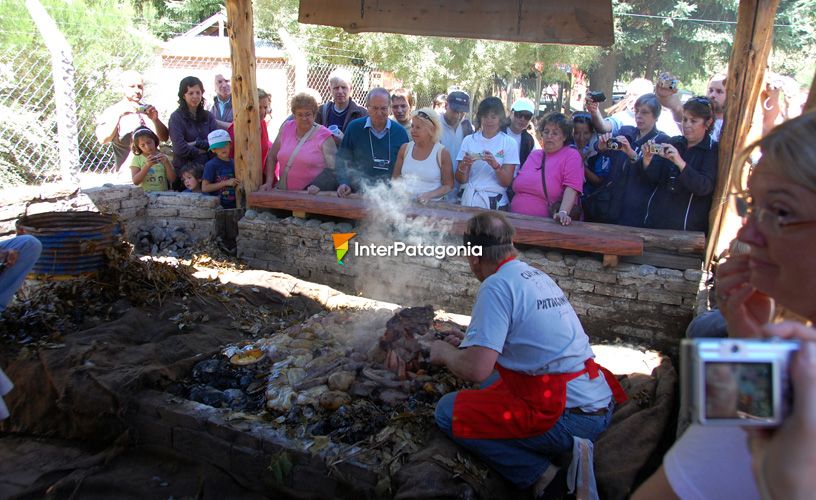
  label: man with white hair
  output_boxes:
[587,78,680,137]
[315,67,368,143]
[211,72,233,127]
[335,87,409,196]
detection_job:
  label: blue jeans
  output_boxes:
[0,235,42,312]
[435,385,613,489]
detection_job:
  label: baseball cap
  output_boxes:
[446,91,470,112]
[511,98,535,115]
[208,129,231,150]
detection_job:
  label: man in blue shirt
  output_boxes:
[316,68,368,144]
[336,88,410,196]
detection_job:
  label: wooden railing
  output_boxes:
[249,190,706,268]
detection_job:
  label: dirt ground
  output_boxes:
[0,252,675,499]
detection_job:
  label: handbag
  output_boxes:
[540,150,582,219]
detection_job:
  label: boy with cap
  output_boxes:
[502,98,537,168]
[440,90,474,202]
[202,129,240,209]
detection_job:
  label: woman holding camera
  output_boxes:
[634,111,816,500]
[455,97,519,210]
[641,97,718,232]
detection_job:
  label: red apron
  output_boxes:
[452,359,627,439]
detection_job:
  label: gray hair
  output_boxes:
[366,87,390,104]
[328,68,353,87]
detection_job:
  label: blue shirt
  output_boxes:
[335,117,409,192]
[203,157,236,209]
[326,104,349,131]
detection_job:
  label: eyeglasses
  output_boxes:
[733,192,816,234]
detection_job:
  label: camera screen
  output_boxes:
[704,362,773,420]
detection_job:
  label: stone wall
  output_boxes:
[238,212,704,353]
[1,184,220,249]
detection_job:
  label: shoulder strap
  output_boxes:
[277,123,319,190]
[539,151,549,204]
[320,104,328,125]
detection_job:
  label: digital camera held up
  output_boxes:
[587,91,606,103]
[647,142,667,156]
[657,73,679,91]
[606,138,621,150]
[681,338,798,427]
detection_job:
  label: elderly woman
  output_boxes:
[455,97,519,210]
[641,97,718,232]
[259,92,337,193]
[168,76,220,181]
[510,113,584,225]
[391,107,454,203]
[633,111,816,500]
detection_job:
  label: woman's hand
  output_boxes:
[616,135,636,160]
[716,254,774,338]
[482,151,499,170]
[747,322,816,500]
[306,185,320,195]
[553,210,572,226]
[461,153,476,168]
[259,182,274,192]
[597,133,611,152]
[660,144,687,170]
[417,193,432,205]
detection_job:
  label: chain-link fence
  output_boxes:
[1,9,453,188]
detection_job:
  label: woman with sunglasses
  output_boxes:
[634,111,816,500]
[641,97,718,232]
[392,108,454,203]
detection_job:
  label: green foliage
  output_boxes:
[0,0,158,183]
[135,0,225,40]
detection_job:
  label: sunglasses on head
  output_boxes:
[416,111,436,127]
[515,112,533,120]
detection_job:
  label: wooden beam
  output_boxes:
[806,68,816,113]
[705,0,780,269]
[226,0,262,208]
[298,0,613,46]
[248,191,645,257]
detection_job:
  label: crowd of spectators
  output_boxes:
[94,68,808,234]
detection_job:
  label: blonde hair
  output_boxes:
[411,107,443,143]
[733,111,816,193]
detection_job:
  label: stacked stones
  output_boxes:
[134,222,194,257]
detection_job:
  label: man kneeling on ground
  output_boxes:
[431,212,626,498]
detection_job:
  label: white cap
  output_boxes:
[511,98,535,114]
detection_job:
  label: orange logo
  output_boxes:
[332,233,356,265]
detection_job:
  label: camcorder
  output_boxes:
[587,91,606,103]
[606,138,621,150]
[681,338,798,427]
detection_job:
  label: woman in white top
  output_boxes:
[392,107,454,203]
[455,96,519,210]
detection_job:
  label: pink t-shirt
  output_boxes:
[277,120,333,190]
[510,147,584,217]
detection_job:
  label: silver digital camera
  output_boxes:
[681,338,798,426]
[647,142,666,155]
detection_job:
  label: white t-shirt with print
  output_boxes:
[456,131,519,208]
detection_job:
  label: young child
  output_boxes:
[128,127,176,191]
[202,129,239,209]
[180,162,203,193]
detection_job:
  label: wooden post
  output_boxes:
[806,69,816,112]
[705,0,780,269]
[25,0,79,186]
[225,0,262,208]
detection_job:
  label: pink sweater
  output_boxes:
[277,121,333,190]
[510,147,584,217]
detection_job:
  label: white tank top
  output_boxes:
[399,142,444,196]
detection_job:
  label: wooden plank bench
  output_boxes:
[249,190,649,265]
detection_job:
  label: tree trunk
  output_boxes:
[588,51,616,108]
[226,0,262,208]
